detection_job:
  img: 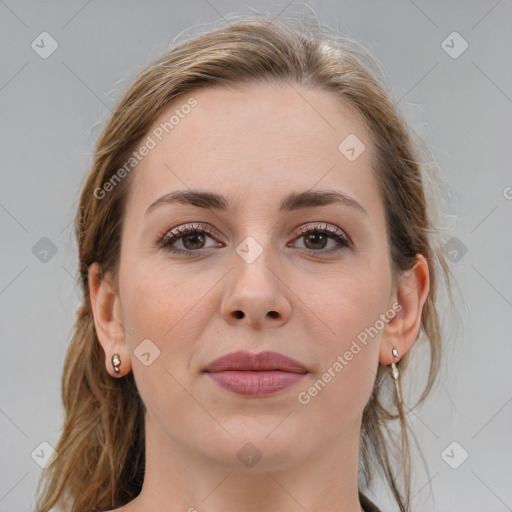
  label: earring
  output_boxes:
[111,353,121,374]
[390,346,404,405]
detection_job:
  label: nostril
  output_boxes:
[268,311,278,319]
[234,310,244,319]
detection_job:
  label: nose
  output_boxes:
[220,243,292,330]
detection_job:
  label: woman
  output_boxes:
[35,12,454,512]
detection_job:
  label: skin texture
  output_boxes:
[88,82,430,512]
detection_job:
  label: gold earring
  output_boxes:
[390,346,404,405]
[111,353,121,374]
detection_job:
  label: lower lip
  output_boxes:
[205,370,307,397]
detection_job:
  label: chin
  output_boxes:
[195,424,309,473]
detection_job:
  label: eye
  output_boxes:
[157,223,222,256]
[289,222,350,257]
[156,222,350,257]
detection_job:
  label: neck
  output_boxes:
[130,412,365,512]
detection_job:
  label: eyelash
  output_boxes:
[156,222,350,258]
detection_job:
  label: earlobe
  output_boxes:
[379,254,430,366]
[88,262,132,377]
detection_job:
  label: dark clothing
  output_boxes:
[359,491,383,512]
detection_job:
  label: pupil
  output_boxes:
[184,233,204,249]
[306,233,326,249]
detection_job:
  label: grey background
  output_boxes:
[1,1,511,511]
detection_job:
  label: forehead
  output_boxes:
[128,82,379,213]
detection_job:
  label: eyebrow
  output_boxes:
[145,189,368,216]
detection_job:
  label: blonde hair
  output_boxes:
[35,11,456,512]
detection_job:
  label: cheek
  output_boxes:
[120,259,222,383]
[121,257,210,338]
[296,354,375,442]
[310,263,391,344]
[119,265,206,416]
[295,272,389,425]
[303,262,391,400]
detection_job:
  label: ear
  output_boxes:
[379,254,430,365]
[88,262,132,378]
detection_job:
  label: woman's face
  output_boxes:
[113,82,399,470]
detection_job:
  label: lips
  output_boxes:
[203,350,309,374]
[203,350,309,397]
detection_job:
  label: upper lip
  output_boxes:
[203,350,309,373]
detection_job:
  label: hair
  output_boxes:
[35,10,457,512]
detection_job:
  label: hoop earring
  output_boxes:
[111,353,121,374]
[390,346,404,405]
